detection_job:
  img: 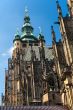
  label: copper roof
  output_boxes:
[0,106,69,110]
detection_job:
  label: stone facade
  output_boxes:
[4,0,73,110]
[4,9,54,106]
[50,1,73,109]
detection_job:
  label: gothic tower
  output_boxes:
[51,1,73,109]
[5,8,54,106]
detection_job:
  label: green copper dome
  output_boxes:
[38,34,45,42]
[13,31,21,43]
[21,8,38,42]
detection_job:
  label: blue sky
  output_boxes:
[0,0,67,104]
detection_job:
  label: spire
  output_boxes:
[38,27,42,35]
[21,7,33,37]
[38,27,45,43]
[24,7,30,23]
[56,0,62,16]
[15,28,20,36]
[14,28,20,38]
[13,28,21,43]
[21,8,38,42]
[25,6,29,17]
[51,26,56,43]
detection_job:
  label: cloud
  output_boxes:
[8,47,14,56]
[0,46,14,57]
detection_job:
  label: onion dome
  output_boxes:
[13,29,21,43]
[21,7,38,41]
[38,34,45,42]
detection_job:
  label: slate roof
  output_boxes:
[23,46,54,61]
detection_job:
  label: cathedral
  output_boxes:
[3,0,73,110]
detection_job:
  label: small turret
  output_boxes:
[13,29,21,49]
[56,0,63,16]
[51,26,56,44]
[38,27,45,47]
